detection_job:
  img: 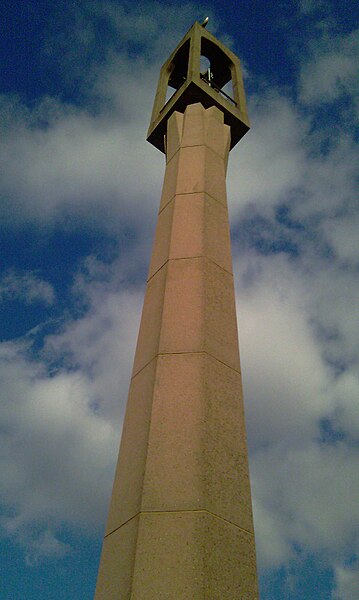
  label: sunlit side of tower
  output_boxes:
[95,22,258,599]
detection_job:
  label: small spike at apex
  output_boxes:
[201,16,209,27]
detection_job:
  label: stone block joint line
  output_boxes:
[104,509,254,539]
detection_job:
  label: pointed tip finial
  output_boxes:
[201,16,209,28]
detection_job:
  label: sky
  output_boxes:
[0,1,358,598]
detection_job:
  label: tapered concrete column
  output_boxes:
[95,103,258,599]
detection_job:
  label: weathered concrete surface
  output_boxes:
[95,104,258,599]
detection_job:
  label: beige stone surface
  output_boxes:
[161,145,227,208]
[158,257,240,371]
[95,514,139,600]
[202,144,229,202]
[98,511,258,599]
[204,106,231,162]
[147,198,175,279]
[179,104,230,163]
[201,194,232,271]
[159,106,229,213]
[136,259,240,379]
[165,110,183,162]
[131,511,258,599]
[95,103,258,598]
[141,353,254,532]
[159,149,180,212]
[148,192,233,279]
[180,102,207,148]
[106,351,253,536]
[202,512,258,600]
[131,263,167,377]
[105,358,157,534]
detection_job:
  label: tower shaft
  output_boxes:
[95,103,258,599]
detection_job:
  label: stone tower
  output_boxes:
[95,22,258,599]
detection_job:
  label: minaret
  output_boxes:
[95,22,258,599]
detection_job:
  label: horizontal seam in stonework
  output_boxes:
[104,511,139,537]
[105,509,253,540]
[166,142,227,166]
[158,350,241,375]
[159,189,227,216]
[131,350,240,381]
[165,145,181,165]
[130,355,157,380]
[147,255,233,284]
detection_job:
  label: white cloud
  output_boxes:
[228,94,358,232]
[333,371,359,440]
[0,259,143,562]
[299,28,359,110]
[0,343,117,533]
[333,561,359,600]
[299,0,327,14]
[235,253,332,448]
[253,442,359,570]
[228,92,308,212]
[0,271,55,305]
[0,94,163,228]
[233,250,359,572]
[23,529,71,567]
[324,211,359,265]
[0,2,215,231]
[45,256,143,420]
[233,248,359,571]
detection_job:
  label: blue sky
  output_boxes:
[0,1,358,598]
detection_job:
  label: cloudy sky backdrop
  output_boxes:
[1,1,358,598]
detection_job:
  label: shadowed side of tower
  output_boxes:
[95,22,258,600]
